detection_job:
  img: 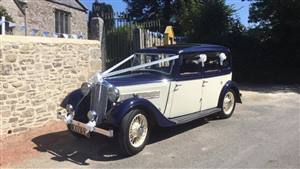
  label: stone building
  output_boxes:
[0,0,88,38]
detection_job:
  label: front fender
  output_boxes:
[110,98,176,127]
[218,81,242,107]
[60,88,85,111]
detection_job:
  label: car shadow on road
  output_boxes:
[31,118,208,165]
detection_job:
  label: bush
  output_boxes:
[0,6,13,22]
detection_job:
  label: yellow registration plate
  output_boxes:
[70,124,90,138]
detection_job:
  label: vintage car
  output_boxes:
[58,44,242,156]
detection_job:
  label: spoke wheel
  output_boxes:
[223,91,235,115]
[218,89,236,118]
[118,109,150,156]
[128,114,148,148]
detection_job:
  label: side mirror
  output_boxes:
[198,54,207,67]
[219,53,227,66]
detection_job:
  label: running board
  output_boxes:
[169,108,221,124]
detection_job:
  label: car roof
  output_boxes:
[136,44,230,55]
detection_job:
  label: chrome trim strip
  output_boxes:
[138,91,160,99]
[119,91,160,101]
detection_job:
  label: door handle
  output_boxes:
[174,84,182,91]
[202,80,208,87]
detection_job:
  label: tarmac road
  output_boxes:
[11,85,300,168]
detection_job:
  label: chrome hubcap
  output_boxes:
[129,114,148,148]
[223,91,235,115]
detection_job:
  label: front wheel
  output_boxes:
[118,109,150,156]
[218,89,236,118]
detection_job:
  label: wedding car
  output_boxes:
[58,44,242,156]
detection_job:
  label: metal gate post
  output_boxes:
[1,16,5,35]
[133,28,142,51]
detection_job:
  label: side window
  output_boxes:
[204,52,221,73]
[220,52,231,70]
[180,54,202,74]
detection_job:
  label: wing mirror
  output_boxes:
[219,53,227,66]
[198,54,207,67]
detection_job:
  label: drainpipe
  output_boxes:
[21,2,28,36]
[18,0,28,36]
[24,6,27,36]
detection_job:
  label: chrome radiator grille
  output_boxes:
[90,82,108,121]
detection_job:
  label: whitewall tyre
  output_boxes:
[118,109,150,156]
[219,89,236,118]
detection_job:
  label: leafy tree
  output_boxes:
[89,0,114,30]
[123,0,175,31]
[247,0,300,83]
[174,0,201,36]
[123,0,239,38]
[175,0,240,44]
[248,0,300,43]
[123,0,159,21]
[0,6,13,22]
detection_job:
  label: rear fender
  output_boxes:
[218,81,242,107]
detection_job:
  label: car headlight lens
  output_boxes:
[87,110,97,121]
[66,104,74,114]
[108,85,120,102]
[81,82,92,95]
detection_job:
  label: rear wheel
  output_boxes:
[118,109,150,156]
[218,89,236,118]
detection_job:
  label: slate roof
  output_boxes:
[46,0,87,12]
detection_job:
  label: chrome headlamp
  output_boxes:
[66,104,74,116]
[87,110,97,121]
[66,104,73,113]
[81,82,92,95]
[108,85,120,102]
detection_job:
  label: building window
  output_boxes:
[55,10,70,34]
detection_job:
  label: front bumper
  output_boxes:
[57,112,114,138]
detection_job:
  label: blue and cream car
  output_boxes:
[58,44,242,156]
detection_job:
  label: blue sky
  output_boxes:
[80,0,251,26]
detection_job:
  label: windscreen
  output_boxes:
[131,53,175,75]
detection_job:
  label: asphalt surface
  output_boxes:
[12,86,300,168]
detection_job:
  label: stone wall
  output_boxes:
[0,0,88,38]
[0,35,101,138]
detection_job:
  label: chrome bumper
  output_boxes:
[57,112,114,138]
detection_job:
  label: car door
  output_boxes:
[201,52,231,110]
[168,54,203,118]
